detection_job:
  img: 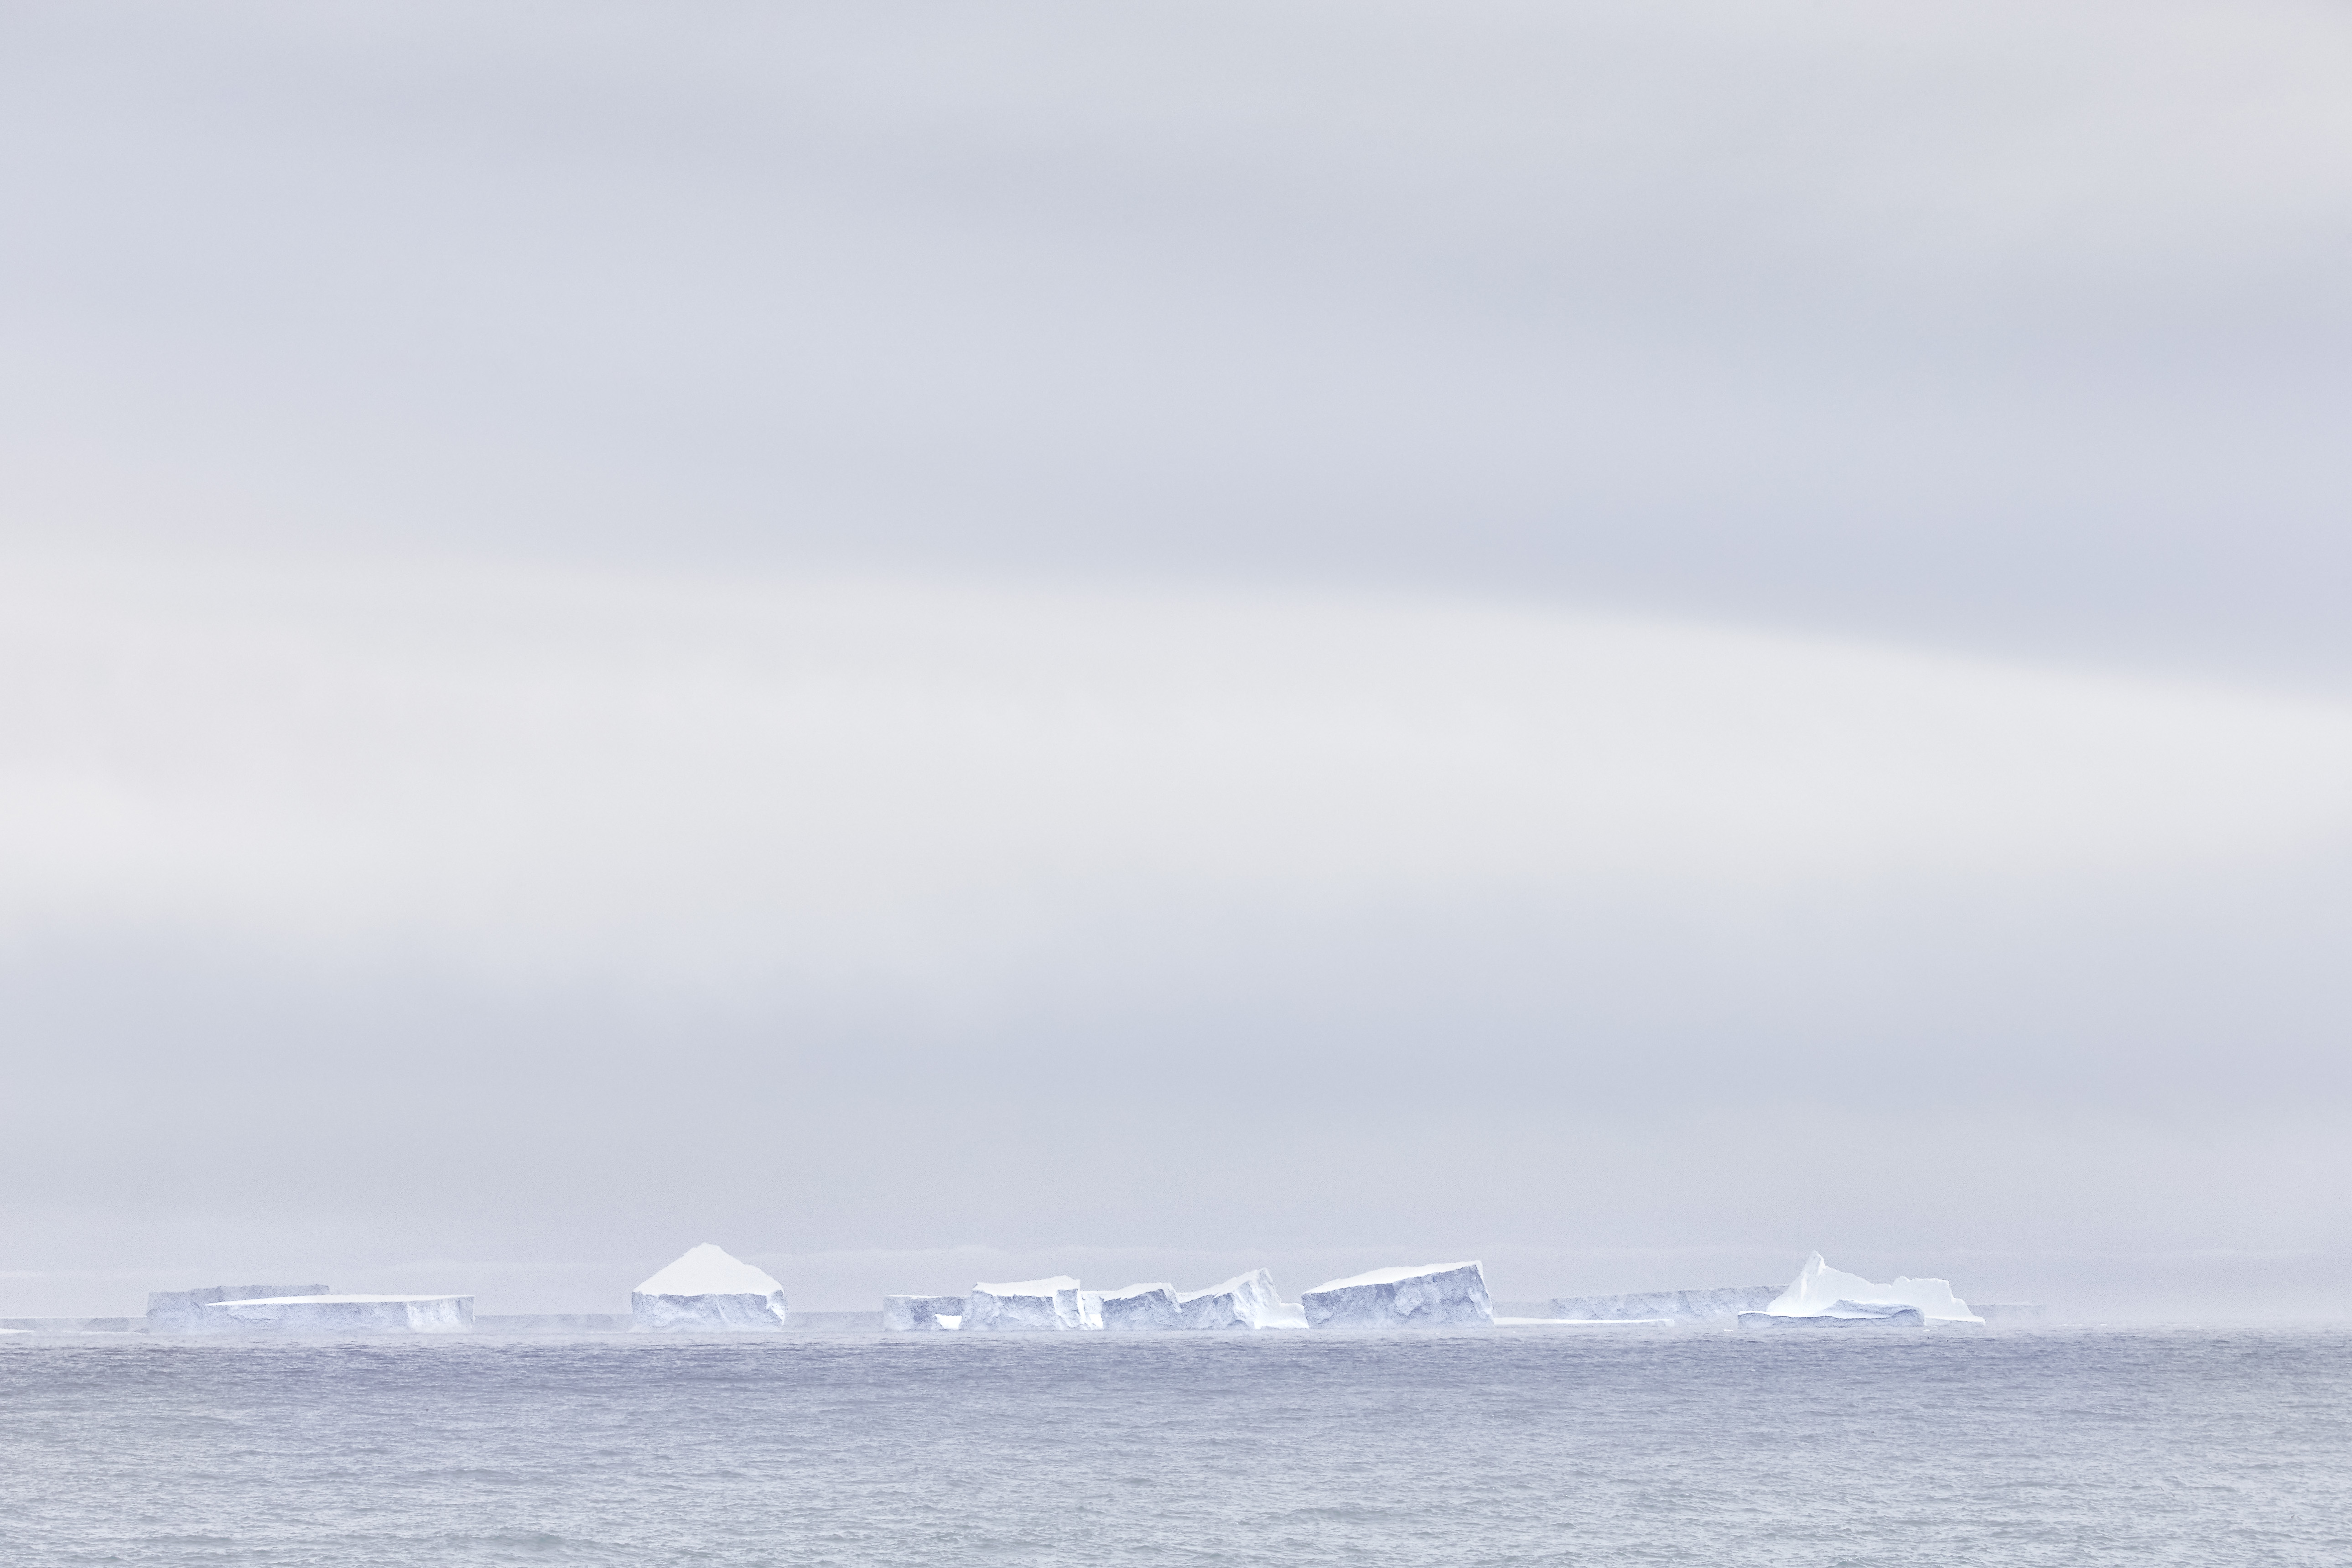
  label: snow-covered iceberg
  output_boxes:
[195,1294,474,1333]
[632,1244,789,1330]
[961,1277,1084,1331]
[148,1284,331,1334]
[1303,1262,1493,1329]
[1176,1268,1299,1330]
[1098,1282,1183,1330]
[882,1294,967,1332]
[1752,1252,1981,1326]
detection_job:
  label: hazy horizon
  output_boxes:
[5,0,2350,1323]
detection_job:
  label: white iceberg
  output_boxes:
[149,1284,332,1334]
[882,1294,967,1332]
[1303,1262,1494,1329]
[1177,1268,1299,1330]
[1099,1282,1183,1330]
[1755,1252,1981,1325]
[961,1276,1084,1331]
[632,1244,789,1330]
[1740,1300,1926,1329]
[195,1294,474,1333]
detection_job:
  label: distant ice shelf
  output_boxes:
[149,1285,332,1334]
[195,1295,474,1333]
[1539,1285,1780,1323]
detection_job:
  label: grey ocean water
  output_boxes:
[4,1328,2347,1565]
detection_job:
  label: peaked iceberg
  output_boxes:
[632,1244,789,1330]
[1303,1262,1493,1329]
[882,1294,967,1332]
[961,1277,1084,1331]
[1752,1252,1981,1325]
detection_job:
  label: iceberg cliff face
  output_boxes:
[1099,1283,1182,1330]
[148,1285,331,1334]
[632,1244,789,1330]
[1761,1253,1981,1324]
[196,1295,473,1333]
[1303,1263,1493,1329]
[1177,1269,1292,1330]
[962,1277,1084,1331]
[882,1294,967,1332]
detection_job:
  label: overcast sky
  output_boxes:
[5,0,2350,1319]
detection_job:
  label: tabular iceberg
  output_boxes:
[632,1244,789,1330]
[1176,1269,1300,1330]
[195,1294,474,1333]
[1303,1262,1494,1329]
[148,1284,332,1334]
[882,1294,967,1332]
[1749,1252,1981,1326]
[962,1277,1084,1331]
[1099,1282,1183,1330]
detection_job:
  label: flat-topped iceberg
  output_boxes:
[148,1284,332,1334]
[632,1244,789,1330]
[962,1277,1084,1331]
[196,1294,473,1333]
[1303,1262,1493,1329]
[1753,1252,1981,1326]
[882,1294,967,1332]
[1098,1282,1182,1330]
[1177,1268,1299,1330]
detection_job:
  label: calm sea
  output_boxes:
[2,1326,2345,1565]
